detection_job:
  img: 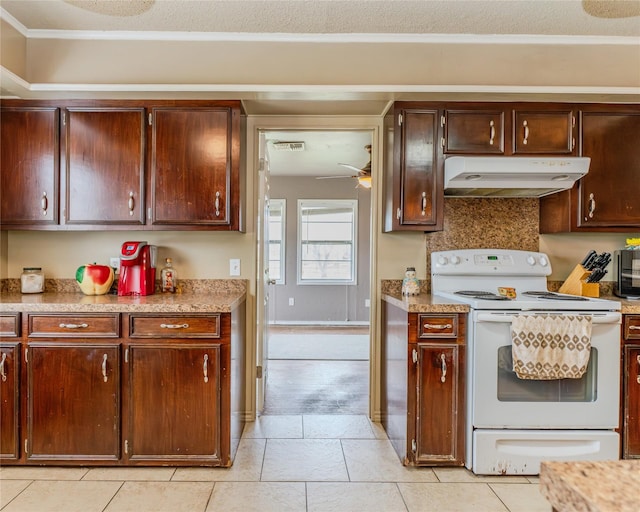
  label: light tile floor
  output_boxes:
[0,415,551,512]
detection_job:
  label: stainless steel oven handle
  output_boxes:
[475,312,621,324]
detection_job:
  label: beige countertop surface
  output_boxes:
[540,459,640,512]
[0,291,246,313]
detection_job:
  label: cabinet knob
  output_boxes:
[522,120,529,145]
[128,192,135,216]
[440,353,447,383]
[0,352,7,382]
[214,191,221,217]
[41,192,48,216]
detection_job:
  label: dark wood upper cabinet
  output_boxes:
[577,111,640,228]
[540,106,640,232]
[0,107,59,227]
[63,108,146,225]
[384,106,443,232]
[443,109,505,154]
[150,106,242,230]
[512,109,576,155]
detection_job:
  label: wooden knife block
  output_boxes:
[558,264,600,298]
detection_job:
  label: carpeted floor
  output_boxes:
[263,328,370,415]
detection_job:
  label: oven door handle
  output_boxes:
[475,312,621,324]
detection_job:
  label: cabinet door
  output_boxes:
[578,112,640,228]
[389,109,442,231]
[64,108,145,225]
[150,107,237,228]
[414,343,464,465]
[513,110,575,154]
[624,345,640,459]
[0,344,20,460]
[26,344,120,461]
[126,344,221,463]
[0,107,59,226]
[444,110,505,154]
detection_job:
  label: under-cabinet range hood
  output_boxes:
[444,156,590,198]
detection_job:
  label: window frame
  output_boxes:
[267,198,286,285]
[296,198,358,285]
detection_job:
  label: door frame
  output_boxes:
[247,115,383,421]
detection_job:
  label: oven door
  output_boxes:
[471,310,621,429]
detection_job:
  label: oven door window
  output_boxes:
[496,346,598,402]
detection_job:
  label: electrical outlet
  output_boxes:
[365,299,370,308]
[229,259,241,276]
[288,297,295,306]
[109,257,120,268]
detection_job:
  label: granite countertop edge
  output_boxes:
[0,290,246,314]
[382,292,640,314]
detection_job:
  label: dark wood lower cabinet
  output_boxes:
[126,344,224,464]
[381,299,466,466]
[0,343,20,460]
[0,304,245,467]
[26,343,121,461]
[623,315,640,459]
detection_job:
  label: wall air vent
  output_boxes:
[271,141,305,151]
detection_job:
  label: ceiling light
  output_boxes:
[358,176,372,189]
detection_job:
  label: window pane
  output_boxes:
[268,199,285,284]
[297,199,357,284]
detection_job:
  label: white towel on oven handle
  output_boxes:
[510,314,592,380]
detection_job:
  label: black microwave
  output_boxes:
[614,250,640,299]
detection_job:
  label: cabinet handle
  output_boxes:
[128,192,135,216]
[489,120,495,145]
[59,323,88,329]
[0,352,7,382]
[412,348,418,364]
[214,191,221,217]
[440,353,447,383]
[396,207,401,220]
[522,120,529,145]
[160,323,189,329]
[41,192,48,215]
[421,192,427,216]
[203,354,209,383]
[587,193,596,219]
[629,326,640,331]
[101,354,108,383]
[424,323,452,330]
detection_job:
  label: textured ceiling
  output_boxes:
[2,0,639,36]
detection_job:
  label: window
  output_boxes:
[297,199,357,284]
[268,199,285,284]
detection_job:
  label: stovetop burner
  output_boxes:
[455,290,511,301]
[522,291,590,301]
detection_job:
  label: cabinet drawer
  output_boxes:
[418,315,458,338]
[625,316,640,340]
[28,314,120,338]
[129,314,221,338]
[0,313,20,337]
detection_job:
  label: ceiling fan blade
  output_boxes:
[315,175,357,180]
[338,163,363,173]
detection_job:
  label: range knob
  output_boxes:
[450,255,461,265]
[539,256,549,267]
[526,255,536,266]
[437,256,448,266]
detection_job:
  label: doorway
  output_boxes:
[256,127,375,417]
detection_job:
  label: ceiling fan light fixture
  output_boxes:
[357,176,372,189]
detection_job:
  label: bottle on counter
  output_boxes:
[21,267,45,294]
[161,258,177,293]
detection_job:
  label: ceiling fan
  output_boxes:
[316,144,372,189]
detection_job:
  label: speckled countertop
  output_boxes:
[382,293,470,313]
[540,460,640,512]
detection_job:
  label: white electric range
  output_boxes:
[431,249,621,475]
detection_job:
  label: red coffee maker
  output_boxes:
[117,241,157,296]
